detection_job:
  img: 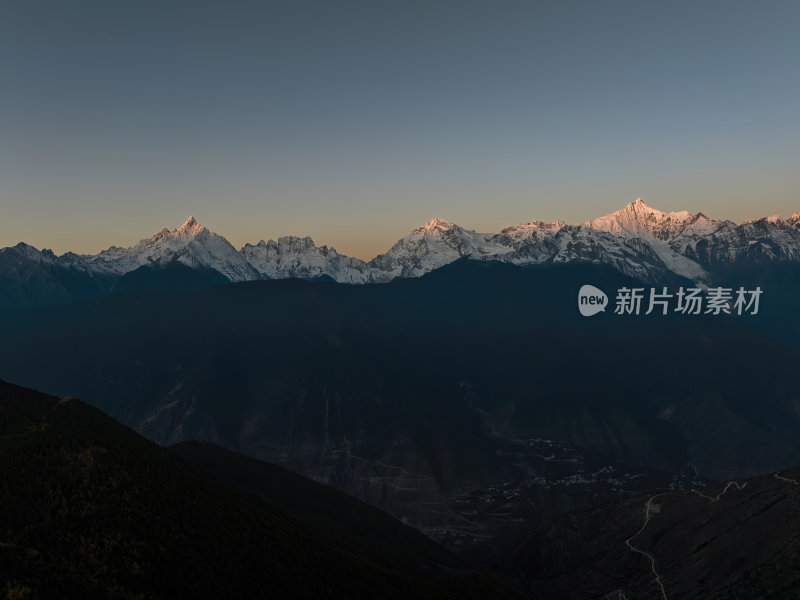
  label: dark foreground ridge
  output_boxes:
[0,379,519,599]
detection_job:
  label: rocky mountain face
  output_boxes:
[369,217,513,280]
[241,235,373,283]
[3,199,800,307]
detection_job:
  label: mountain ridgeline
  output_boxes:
[2,198,800,308]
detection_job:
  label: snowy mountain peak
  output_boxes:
[78,217,257,282]
[415,218,455,234]
[144,221,202,247]
[9,242,54,264]
[621,197,691,222]
[14,241,39,253]
[676,212,722,238]
[179,216,202,232]
[586,198,693,240]
[499,220,565,236]
[370,218,512,280]
[789,211,800,225]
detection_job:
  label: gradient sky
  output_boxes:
[1,0,799,259]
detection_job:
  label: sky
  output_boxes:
[1,0,798,260]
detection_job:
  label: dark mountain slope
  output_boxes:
[112,262,230,292]
[0,379,518,599]
[170,441,469,577]
[491,467,800,599]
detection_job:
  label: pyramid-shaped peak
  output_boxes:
[624,197,661,213]
[613,197,691,219]
[142,216,207,247]
[14,241,39,252]
[586,198,693,240]
[417,217,455,232]
[179,216,202,231]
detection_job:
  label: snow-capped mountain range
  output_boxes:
[4,199,800,291]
